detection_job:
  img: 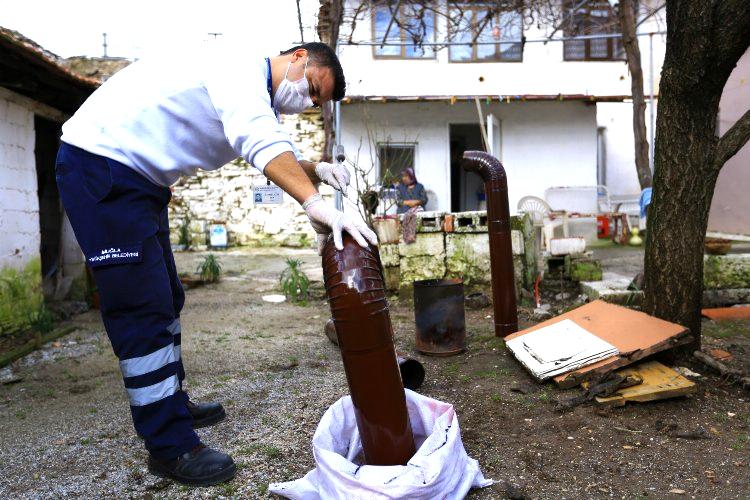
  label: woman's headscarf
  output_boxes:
[401,167,417,186]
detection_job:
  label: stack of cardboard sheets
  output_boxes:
[506,319,619,381]
[505,300,692,388]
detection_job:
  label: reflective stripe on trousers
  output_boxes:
[167,318,182,362]
[119,318,182,406]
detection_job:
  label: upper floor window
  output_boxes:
[563,0,624,61]
[448,3,523,62]
[372,2,436,59]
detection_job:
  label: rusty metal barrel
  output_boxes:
[322,234,416,465]
[413,278,467,355]
[462,151,518,337]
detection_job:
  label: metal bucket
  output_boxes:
[413,279,466,356]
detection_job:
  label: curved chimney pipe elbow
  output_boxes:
[462,150,518,337]
[462,150,507,184]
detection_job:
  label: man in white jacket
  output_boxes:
[56,41,375,487]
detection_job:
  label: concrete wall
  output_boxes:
[0,92,40,271]
[708,47,750,236]
[596,101,658,198]
[340,100,598,214]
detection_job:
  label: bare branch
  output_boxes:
[546,0,588,41]
[344,2,367,45]
[296,0,305,42]
[713,0,750,75]
[472,9,497,45]
[635,2,665,29]
[381,0,403,48]
[714,108,750,170]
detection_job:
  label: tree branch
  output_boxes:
[546,0,587,41]
[296,0,305,43]
[712,0,750,80]
[381,0,403,48]
[635,2,665,29]
[714,107,750,170]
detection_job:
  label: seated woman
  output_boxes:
[395,168,428,214]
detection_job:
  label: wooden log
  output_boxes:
[693,350,750,390]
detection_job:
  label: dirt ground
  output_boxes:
[0,247,748,499]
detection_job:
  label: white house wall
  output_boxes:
[708,47,750,236]
[338,1,666,99]
[0,93,40,271]
[337,1,667,204]
[340,100,598,213]
[597,101,657,197]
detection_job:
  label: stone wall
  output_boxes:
[703,254,750,290]
[379,211,531,296]
[168,110,327,248]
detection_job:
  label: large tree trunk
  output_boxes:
[644,1,750,353]
[618,0,652,190]
[644,96,719,351]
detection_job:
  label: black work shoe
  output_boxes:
[187,400,226,428]
[148,445,236,486]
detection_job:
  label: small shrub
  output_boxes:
[0,262,43,336]
[280,258,309,305]
[178,214,191,248]
[28,303,54,334]
[197,254,222,283]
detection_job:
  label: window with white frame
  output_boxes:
[372,2,436,59]
[448,2,523,62]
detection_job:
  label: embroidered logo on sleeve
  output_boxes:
[88,243,142,267]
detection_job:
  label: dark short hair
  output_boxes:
[281,42,346,101]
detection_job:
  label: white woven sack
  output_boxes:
[269,389,492,499]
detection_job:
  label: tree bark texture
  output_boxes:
[618,0,652,190]
[317,0,344,162]
[644,0,750,352]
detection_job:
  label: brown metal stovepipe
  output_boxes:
[462,151,519,337]
[325,318,426,391]
[322,234,416,465]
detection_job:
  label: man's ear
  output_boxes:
[291,48,308,62]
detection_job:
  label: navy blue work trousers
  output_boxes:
[55,143,200,459]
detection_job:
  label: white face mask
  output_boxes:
[274,57,314,115]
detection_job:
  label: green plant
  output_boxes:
[28,303,54,334]
[197,254,222,283]
[178,214,191,248]
[279,258,309,305]
[0,261,43,336]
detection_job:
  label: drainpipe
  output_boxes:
[462,151,518,337]
[334,100,344,211]
[333,42,344,212]
[322,234,415,465]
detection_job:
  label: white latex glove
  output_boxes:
[314,161,350,195]
[303,193,378,255]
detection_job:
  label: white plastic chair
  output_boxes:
[517,196,568,251]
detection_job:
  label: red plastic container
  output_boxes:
[597,215,611,239]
